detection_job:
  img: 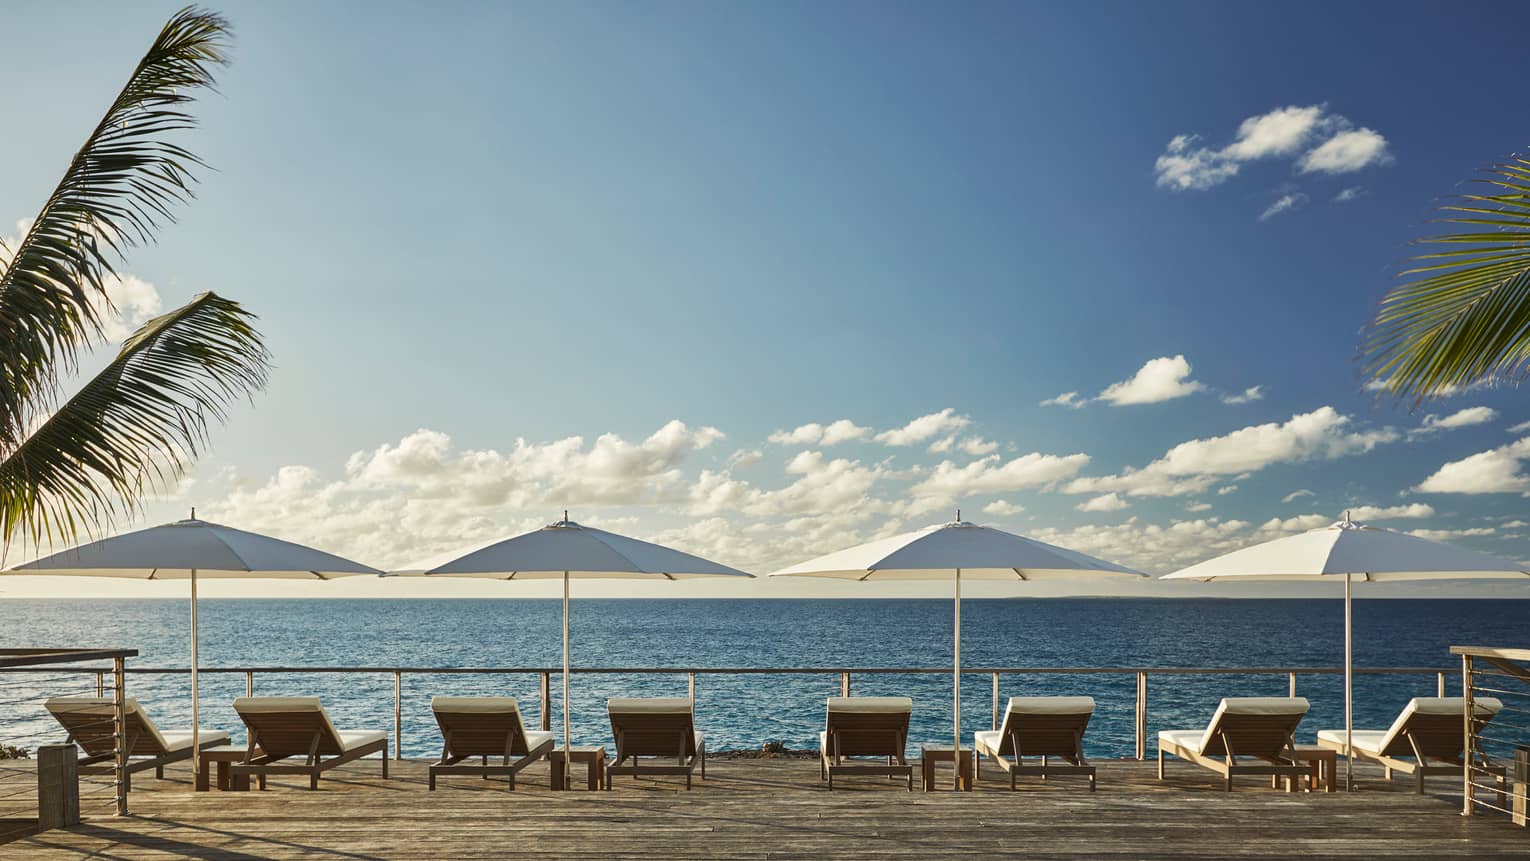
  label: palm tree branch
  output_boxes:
[0,292,268,549]
[0,6,228,451]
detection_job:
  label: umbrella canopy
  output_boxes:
[417,517,753,755]
[769,519,1145,787]
[7,514,383,773]
[1162,516,1530,789]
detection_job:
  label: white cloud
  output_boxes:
[1028,517,1255,574]
[727,449,763,468]
[1259,192,1308,221]
[1222,105,1327,161]
[1217,485,1238,496]
[1185,502,1212,512]
[1076,492,1129,513]
[1221,386,1264,405]
[1040,391,1086,409]
[1255,514,1332,536]
[960,437,999,456]
[1411,407,1498,437]
[1334,186,1365,203]
[1154,134,1241,191]
[1345,503,1435,520]
[1503,520,1528,529]
[1408,527,1495,541]
[1415,438,1530,494]
[1282,489,1315,503]
[1097,355,1204,405]
[4,217,163,345]
[875,408,970,446]
[909,452,1090,509]
[1511,420,1530,434]
[768,419,871,447]
[1066,407,1399,497]
[982,500,1025,516]
[927,435,956,454]
[1298,128,1391,174]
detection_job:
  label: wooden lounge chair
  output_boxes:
[1157,697,1310,792]
[427,696,554,790]
[973,696,1097,791]
[605,697,706,789]
[820,696,914,790]
[1315,696,1507,795]
[228,696,389,790]
[45,696,229,790]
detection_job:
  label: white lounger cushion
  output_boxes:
[1007,696,1095,715]
[159,730,230,752]
[1157,730,1206,754]
[1199,697,1308,755]
[827,697,912,714]
[524,730,555,750]
[608,697,692,714]
[432,696,520,714]
[46,697,168,752]
[972,730,1002,755]
[336,730,388,752]
[234,696,358,751]
[1316,697,1504,756]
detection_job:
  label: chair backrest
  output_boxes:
[1198,697,1309,758]
[1376,697,1503,758]
[608,698,697,759]
[233,696,345,757]
[432,696,537,757]
[46,697,169,757]
[824,697,912,759]
[995,696,1094,757]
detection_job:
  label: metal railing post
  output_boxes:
[688,671,696,707]
[1288,672,1297,697]
[540,671,551,732]
[1437,671,1446,697]
[112,656,128,816]
[1462,653,1475,817]
[393,671,404,760]
[95,671,104,698]
[1135,671,1147,761]
[991,672,1000,731]
[245,670,254,698]
[840,672,850,698]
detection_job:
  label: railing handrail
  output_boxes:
[1452,645,1530,662]
[0,664,1456,675]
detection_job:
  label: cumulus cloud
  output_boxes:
[1510,420,1530,434]
[960,437,999,456]
[768,419,871,446]
[1259,193,1308,221]
[1282,489,1315,503]
[1066,407,1399,497]
[1185,502,1212,512]
[1040,391,1086,409]
[875,408,970,446]
[1410,407,1498,438]
[982,500,1025,516]
[1408,527,1495,541]
[1221,386,1264,405]
[1297,128,1391,174]
[1344,503,1435,521]
[1098,355,1204,405]
[910,452,1091,502]
[1076,492,1129,513]
[1334,186,1365,203]
[3,217,163,344]
[1154,134,1243,191]
[1415,438,1530,494]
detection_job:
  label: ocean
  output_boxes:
[1,598,1524,759]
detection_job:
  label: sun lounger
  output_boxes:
[1157,697,1310,791]
[228,696,389,790]
[974,696,1096,791]
[45,696,229,790]
[427,696,554,790]
[820,696,914,790]
[1316,697,1506,795]
[605,697,706,789]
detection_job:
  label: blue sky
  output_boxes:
[3,1,1530,597]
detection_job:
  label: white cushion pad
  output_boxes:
[973,730,1001,755]
[523,730,554,750]
[1007,696,1095,715]
[608,697,692,714]
[159,730,230,752]
[1316,729,1387,755]
[827,697,912,714]
[1158,730,1205,755]
[337,730,387,752]
[432,696,519,714]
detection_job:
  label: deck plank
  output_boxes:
[1,757,1526,859]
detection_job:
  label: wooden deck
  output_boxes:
[2,756,1526,859]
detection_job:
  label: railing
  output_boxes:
[1,663,1451,765]
[1455,646,1530,825]
[0,648,136,832]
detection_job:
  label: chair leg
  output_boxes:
[428,770,436,791]
[382,756,389,780]
[310,771,320,790]
[1156,748,1165,781]
[156,765,164,779]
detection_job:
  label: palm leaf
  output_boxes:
[0,292,268,550]
[0,7,228,451]
[1363,155,1530,401]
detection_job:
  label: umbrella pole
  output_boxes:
[953,567,961,790]
[1344,572,1353,792]
[190,568,200,783]
[563,569,571,757]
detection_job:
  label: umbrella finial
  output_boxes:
[190,507,196,521]
[956,509,961,523]
[1344,509,1351,524]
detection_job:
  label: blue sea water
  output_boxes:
[1,598,1525,759]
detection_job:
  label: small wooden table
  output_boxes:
[551,746,607,791]
[1288,745,1337,793]
[197,746,259,792]
[920,744,974,791]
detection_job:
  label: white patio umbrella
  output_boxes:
[768,517,1145,787]
[417,516,752,755]
[6,512,383,775]
[1162,515,1530,789]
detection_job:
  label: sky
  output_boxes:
[3,0,1530,599]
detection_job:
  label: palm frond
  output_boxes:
[1363,154,1530,401]
[0,7,229,450]
[0,292,268,550]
